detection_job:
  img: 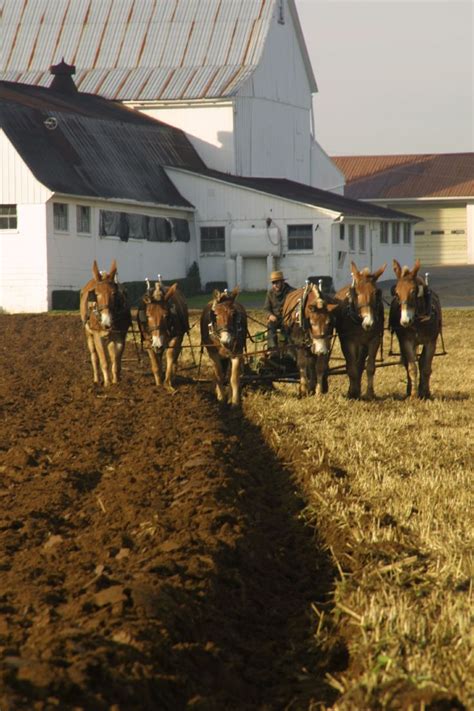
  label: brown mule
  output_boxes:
[335,261,386,399]
[390,259,442,399]
[80,260,131,386]
[282,283,339,396]
[200,288,247,407]
[137,280,189,391]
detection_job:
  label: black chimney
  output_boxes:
[49,59,78,94]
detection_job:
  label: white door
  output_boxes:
[243,258,267,290]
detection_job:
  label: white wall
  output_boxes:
[135,103,235,174]
[45,198,197,308]
[0,203,49,312]
[311,139,346,194]
[332,220,415,290]
[166,167,338,290]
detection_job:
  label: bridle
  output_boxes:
[208,301,244,355]
[346,279,382,325]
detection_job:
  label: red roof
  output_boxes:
[332,153,474,200]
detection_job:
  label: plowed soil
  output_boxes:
[0,314,345,711]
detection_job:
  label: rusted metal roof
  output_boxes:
[332,154,474,200]
[182,168,418,220]
[0,0,283,100]
[0,79,205,205]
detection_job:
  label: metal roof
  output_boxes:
[332,154,474,200]
[0,80,205,206]
[0,0,305,101]
[180,169,419,220]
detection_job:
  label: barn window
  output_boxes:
[53,202,69,231]
[403,223,411,244]
[288,224,313,251]
[358,225,366,252]
[380,222,389,244]
[77,206,91,234]
[348,224,355,252]
[200,226,225,253]
[414,230,425,235]
[431,230,445,235]
[392,222,400,244]
[339,224,345,240]
[451,229,465,234]
[0,204,17,230]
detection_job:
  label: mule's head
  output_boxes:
[305,285,339,355]
[392,259,422,326]
[143,282,178,349]
[210,287,242,349]
[349,261,386,331]
[91,259,120,329]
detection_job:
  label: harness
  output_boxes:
[345,283,382,325]
[86,284,129,331]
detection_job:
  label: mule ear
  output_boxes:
[109,260,118,281]
[230,286,240,301]
[412,258,421,277]
[212,289,221,301]
[165,282,178,300]
[373,263,387,281]
[393,259,402,279]
[92,260,101,281]
[350,261,359,279]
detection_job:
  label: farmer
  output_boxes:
[263,270,295,351]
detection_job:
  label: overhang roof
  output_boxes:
[0,80,205,207]
[0,0,316,101]
[174,168,419,220]
[332,153,474,200]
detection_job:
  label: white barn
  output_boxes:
[0,1,418,312]
[0,0,344,192]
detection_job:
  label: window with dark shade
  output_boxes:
[288,224,313,251]
[0,204,17,229]
[403,223,411,244]
[358,225,366,252]
[201,226,225,253]
[380,222,388,244]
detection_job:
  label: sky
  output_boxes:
[294,0,474,156]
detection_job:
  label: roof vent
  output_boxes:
[49,59,78,94]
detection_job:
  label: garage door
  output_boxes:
[413,205,467,265]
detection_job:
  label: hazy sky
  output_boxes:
[294,0,473,156]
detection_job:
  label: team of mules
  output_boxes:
[81,260,443,401]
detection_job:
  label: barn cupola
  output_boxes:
[49,59,78,94]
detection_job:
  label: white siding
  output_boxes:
[166,167,338,290]
[234,1,314,183]
[0,204,49,312]
[135,103,236,173]
[0,131,52,204]
[45,199,197,308]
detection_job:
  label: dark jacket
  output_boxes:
[264,282,295,319]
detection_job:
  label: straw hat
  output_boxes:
[270,270,285,282]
